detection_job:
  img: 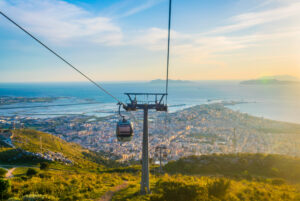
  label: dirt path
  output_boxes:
[5,168,16,178]
[97,182,128,201]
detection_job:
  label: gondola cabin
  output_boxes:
[116,119,133,142]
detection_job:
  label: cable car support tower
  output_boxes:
[123,0,172,194]
[123,93,167,194]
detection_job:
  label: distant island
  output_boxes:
[150,79,192,84]
[240,75,300,85]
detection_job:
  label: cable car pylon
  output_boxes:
[121,0,172,194]
[155,145,168,174]
[122,93,167,194]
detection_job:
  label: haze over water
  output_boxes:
[0,81,299,124]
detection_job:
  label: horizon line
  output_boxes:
[0,79,245,84]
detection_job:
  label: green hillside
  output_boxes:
[165,153,300,182]
[113,175,300,201]
[1,129,300,200]
[0,129,116,168]
[0,129,134,200]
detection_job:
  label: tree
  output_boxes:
[26,168,38,177]
[40,162,50,170]
[0,168,7,178]
[152,178,209,201]
[207,178,231,199]
[0,179,11,199]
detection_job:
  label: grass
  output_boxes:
[2,129,300,200]
[112,175,158,201]
[164,153,300,182]
[10,168,136,200]
[112,174,300,201]
[1,129,117,170]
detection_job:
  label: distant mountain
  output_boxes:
[150,79,192,84]
[241,75,300,85]
[260,75,299,81]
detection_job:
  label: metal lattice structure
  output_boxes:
[123,93,167,194]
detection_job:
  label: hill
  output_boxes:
[112,154,300,201]
[240,75,300,85]
[1,129,300,200]
[0,129,117,168]
[176,103,300,134]
[150,79,192,84]
[0,129,135,200]
[240,79,300,85]
[260,75,299,81]
[164,153,300,182]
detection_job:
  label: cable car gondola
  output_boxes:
[116,118,133,142]
[116,104,134,142]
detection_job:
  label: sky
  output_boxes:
[0,0,300,82]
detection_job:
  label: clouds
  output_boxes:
[101,0,165,18]
[118,0,165,18]
[209,1,300,34]
[0,0,122,45]
[128,0,300,68]
[0,0,299,81]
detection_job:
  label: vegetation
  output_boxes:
[0,129,136,200]
[0,168,8,178]
[0,148,45,165]
[39,162,50,171]
[0,129,117,170]
[9,167,134,200]
[26,168,38,177]
[165,153,300,182]
[2,129,300,200]
[0,179,11,199]
[113,174,300,201]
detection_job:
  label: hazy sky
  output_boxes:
[0,0,299,82]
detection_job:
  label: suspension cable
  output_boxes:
[162,0,172,141]
[165,0,172,103]
[0,11,124,105]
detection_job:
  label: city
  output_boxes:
[1,102,299,163]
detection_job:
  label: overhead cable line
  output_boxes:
[165,0,172,103]
[162,0,172,141]
[0,11,124,106]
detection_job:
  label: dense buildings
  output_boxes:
[1,103,299,162]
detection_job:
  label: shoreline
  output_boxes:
[0,96,299,125]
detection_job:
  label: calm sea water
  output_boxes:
[0,81,299,124]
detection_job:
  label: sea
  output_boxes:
[0,81,299,124]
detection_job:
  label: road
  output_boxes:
[5,168,15,178]
[97,182,128,201]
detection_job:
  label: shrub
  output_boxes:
[26,168,38,177]
[0,168,7,177]
[38,173,51,179]
[152,178,209,201]
[207,178,231,199]
[39,162,50,170]
[0,179,11,199]
[271,167,280,177]
[8,197,21,201]
[271,178,286,186]
[22,194,58,201]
